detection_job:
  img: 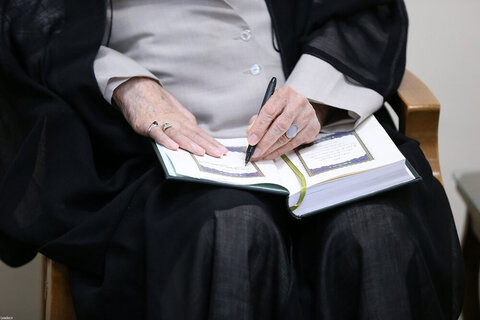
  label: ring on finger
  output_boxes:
[285,124,299,139]
[162,122,173,132]
[147,121,159,138]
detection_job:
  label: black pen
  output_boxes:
[245,77,277,165]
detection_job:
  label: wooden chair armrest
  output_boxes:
[389,69,442,183]
[43,255,77,320]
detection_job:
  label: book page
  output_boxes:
[160,138,283,186]
[296,132,373,177]
[191,146,264,178]
[275,116,407,195]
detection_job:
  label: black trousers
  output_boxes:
[67,174,464,320]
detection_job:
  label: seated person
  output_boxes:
[0,0,464,319]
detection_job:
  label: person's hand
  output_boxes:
[246,86,329,161]
[113,77,228,157]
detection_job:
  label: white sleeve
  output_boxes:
[93,46,160,103]
[285,54,384,133]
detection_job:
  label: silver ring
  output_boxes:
[285,124,299,139]
[162,123,173,132]
[147,121,159,137]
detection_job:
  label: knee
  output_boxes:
[213,204,282,245]
[326,203,415,258]
[210,204,289,262]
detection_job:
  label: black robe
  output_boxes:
[0,0,463,319]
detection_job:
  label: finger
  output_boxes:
[254,96,320,157]
[259,130,308,161]
[149,126,179,150]
[163,127,206,156]
[187,128,227,158]
[256,118,320,161]
[260,108,319,158]
[193,127,229,155]
[259,130,292,159]
[254,92,312,158]
[247,91,286,146]
[253,108,297,157]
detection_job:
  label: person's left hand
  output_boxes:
[247,86,327,161]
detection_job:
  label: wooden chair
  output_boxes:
[41,69,442,320]
[393,69,442,183]
[43,259,77,320]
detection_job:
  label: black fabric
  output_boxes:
[266,0,408,97]
[66,183,462,320]
[0,0,463,319]
[0,0,153,271]
[293,192,462,320]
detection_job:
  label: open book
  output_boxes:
[154,116,420,218]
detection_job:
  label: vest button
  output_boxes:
[240,29,252,41]
[250,64,262,75]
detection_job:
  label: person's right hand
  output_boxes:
[113,77,228,158]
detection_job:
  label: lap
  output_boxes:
[67,159,462,319]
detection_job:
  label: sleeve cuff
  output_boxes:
[93,46,160,103]
[285,54,384,132]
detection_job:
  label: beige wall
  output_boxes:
[0,255,43,319]
[405,0,480,238]
[1,0,479,317]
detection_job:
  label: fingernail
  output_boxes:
[215,148,224,157]
[252,147,262,159]
[169,142,179,150]
[246,123,253,133]
[196,147,205,156]
[214,147,226,157]
[248,134,258,145]
[221,146,228,154]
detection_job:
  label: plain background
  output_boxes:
[1,0,479,317]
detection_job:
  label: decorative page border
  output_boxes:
[295,132,373,177]
[191,146,264,178]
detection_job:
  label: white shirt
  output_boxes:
[94,0,383,137]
